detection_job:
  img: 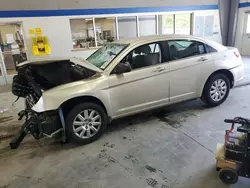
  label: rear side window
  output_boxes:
[167,40,207,61]
[197,42,206,54]
[205,44,218,53]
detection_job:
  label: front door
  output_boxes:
[108,42,170,118]
[0,22,27,85]
[241,13,250,56]
[167,39,214,102]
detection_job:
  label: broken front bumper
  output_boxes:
[10,109,64,149]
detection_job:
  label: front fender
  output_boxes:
[32,89,92,113]
[32,79,112,116]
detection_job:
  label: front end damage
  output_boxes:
[10,109,64,149]
[10,58,100,149]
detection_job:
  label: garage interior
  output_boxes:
[1,0,250,187]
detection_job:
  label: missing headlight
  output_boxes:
[25,94,38,109]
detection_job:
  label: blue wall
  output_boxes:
[0,5,219,18]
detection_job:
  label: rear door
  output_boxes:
[166,39,214,102]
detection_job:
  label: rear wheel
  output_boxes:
[202,74,230,107]
[66,102,107,145]
[219,168,238,184]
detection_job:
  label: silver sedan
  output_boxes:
[13,35,244,147]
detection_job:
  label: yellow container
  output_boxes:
[32,36,51,56]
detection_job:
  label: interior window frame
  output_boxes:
[196,41,207,55]
[204,44,218,53]
[111,41,164,74]
[166,39,208,62]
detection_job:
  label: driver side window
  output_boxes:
[121,43,162,70]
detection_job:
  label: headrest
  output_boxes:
[134,45,151,54]
[170,45,177,51]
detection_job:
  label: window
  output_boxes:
[139,15,156,36]
[86,43,127,70]
[175,14,191,35]
[194,16,204,36]
[168,40,206,60]
[204,16,214,36]
[120,43,162,70]
[70,18,95,49]
[94,17,117,46]
[194,15,215,37]
[0,23,27,76]
[197,42,206,54]
[159,13,192,35]
[205,44,217,53]
[118,17,137,39]
[161,15,174,34]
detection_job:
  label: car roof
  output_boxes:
[113,34,212,45]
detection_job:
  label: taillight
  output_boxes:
[234,51,240,58]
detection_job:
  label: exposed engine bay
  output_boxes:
[13,60,95,102]
[10,59,96,149]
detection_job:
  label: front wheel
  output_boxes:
[219,168,238,184]
[66,102,107,145]
[202,74,230,107]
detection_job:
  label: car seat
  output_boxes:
[131,45,151,69]
[182,42,198,58]
[170,45,179,60]
[144,53,160,65]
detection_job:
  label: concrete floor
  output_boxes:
[1,58,250,188]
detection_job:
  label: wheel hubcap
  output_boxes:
[73,109,102,139]
[210,79,227,102]
[223,173,235,181]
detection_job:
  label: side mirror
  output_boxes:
[113,62,132,74]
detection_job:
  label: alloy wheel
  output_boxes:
[210,79,227,102]
[73,109,102,139]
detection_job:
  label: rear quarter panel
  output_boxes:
[211,48,244,86]
[212,48,243,70]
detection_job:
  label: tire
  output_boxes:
[65,102,107,145]
[219,168,238,184]
[201,73,230,107]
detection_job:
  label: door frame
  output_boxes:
[0,48,8,85]
[0,21,28,85]
[241,12,250,55]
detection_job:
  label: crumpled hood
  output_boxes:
[17,57,103,73]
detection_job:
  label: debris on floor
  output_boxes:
[0,108,8,113]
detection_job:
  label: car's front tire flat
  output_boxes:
[66,102,107,145]
[202,73,230,107]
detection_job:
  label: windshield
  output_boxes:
[87,43,127,70]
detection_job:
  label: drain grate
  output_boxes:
[146,178,158,187]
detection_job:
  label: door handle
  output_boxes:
[198,57,208,62]
[153,67,166,72]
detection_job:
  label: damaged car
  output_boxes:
[10,35,244,149]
